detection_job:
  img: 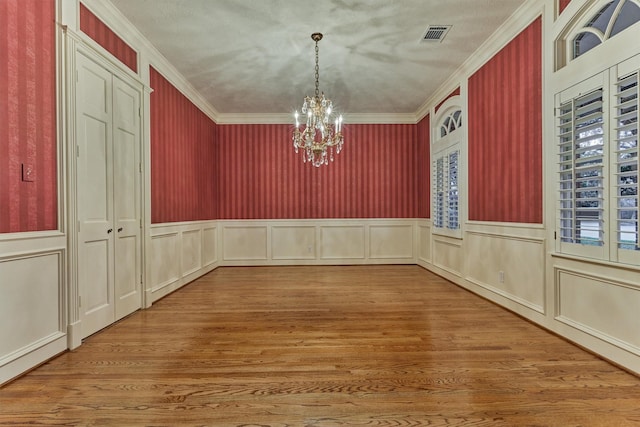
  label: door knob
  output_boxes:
[117,227,123,232]
[107,228,113,233]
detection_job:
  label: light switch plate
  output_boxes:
[21,163,35,182]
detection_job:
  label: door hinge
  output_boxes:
[554,231,557,240]
[140,274,143,284]
[78,295,81,307]
[76,144,80,157]
[140,219,143,229]
[139,162,142,173]
[77,220,81,232]
[138,107,141,117]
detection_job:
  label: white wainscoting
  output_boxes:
[0,232,68,385]
[465,226,546,314]
[421,221,548,325]
[432,235,464,277]
[416,220,432,265]
[552,256,640,370]
[219,219,417,266]
[147,221,218,304]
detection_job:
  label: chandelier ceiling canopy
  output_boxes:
[292,33,343,168]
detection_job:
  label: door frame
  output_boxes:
[65,31,148,349]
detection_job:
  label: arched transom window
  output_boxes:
[572,0,640,59]
[439,109,463,139]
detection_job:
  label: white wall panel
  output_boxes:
[148,221,218,303]
[150,232,180,291]
[202,226,217,266]
[432,236,463,276]
[0,252,63,361]
[272,226,316,260]
[466,231,545,313]
[0,234,67,385]
[557,269,640,354]
[181,229,201,276]
[369,225,413,259]
[320,225,365,260]
[417,222,431,263]
[223,226,268,261]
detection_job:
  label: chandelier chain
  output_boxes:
[314,41,320,99]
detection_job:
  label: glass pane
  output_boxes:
[574,31,602,58]
[611,1,640,37]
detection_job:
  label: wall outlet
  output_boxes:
[499,270,504,283]
[21,163,35,182]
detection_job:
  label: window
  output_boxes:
[433,103,463,237]
[572,0,640,59]
[556,62,640,264]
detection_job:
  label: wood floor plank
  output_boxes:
[1,265,640,426]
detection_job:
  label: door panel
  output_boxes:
[113,77,142,321]
[76,52,115,338]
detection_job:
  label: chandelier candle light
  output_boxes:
[293,32,344,167]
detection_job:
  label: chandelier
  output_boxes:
[293,33,344,167]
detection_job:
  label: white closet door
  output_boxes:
[113,76,142,320]
[76,52,143,338]
[76,52,115,337]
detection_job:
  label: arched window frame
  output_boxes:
[432,97,464,238]
[556,0,640,69]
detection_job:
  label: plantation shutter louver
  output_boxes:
[558,88,605,246]
[615,72,639,251]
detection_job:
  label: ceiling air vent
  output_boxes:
[421,25,452,42]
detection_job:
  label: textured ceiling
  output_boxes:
[109,0,528,115]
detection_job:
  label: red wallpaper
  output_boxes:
[559,0,572,14]
[416,115,430,218]
[150,67,217,223]
[0,0,57,233]
[216,124,418,219]
[434,87,461,114]
[468,17,542,224]
[80,3,137,73]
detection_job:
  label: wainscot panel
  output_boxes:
[369,224,414,259]
[432,235,463,277]
[556,268,640,355]
[150,232,180,291]
[181,229,202,277]
[148,221,218,303]
[320,225,366,260]
[0,233,67,385]
[272,226,316,260]
[222,225,268,261]
[466,229,545,313]
[202,226,217,266]
[417,222,431,265]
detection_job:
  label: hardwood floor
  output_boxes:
[1,265,639,426]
